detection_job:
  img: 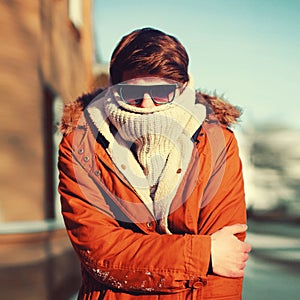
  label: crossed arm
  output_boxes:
[58,129,251,293]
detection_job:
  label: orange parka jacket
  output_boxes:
[58,89,247,300]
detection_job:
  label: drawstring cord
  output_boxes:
[189,277,207,300]
[191,287,203,300]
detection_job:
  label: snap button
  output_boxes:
[146,222,152,228]
[83,156,90,162]
[176,168,182,174]
[192,281,203,288]
[78,149,84,154]
[94,170,101,176]
[121,164,126,170]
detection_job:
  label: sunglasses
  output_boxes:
[117,84,178,105]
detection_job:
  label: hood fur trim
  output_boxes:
[59,88,242,135]
[196,92,242,126]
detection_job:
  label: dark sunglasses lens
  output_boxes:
[119,84,177,105]
[119,86,143,105]
[150,85,176,104]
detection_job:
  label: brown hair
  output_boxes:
[109,28,189,85]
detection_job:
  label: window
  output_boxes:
[44,87,63,223]
[68,0,83,28]
[52,96,63,221]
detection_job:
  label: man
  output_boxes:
[58,27,251,299]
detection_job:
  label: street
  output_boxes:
[243,230,300,300]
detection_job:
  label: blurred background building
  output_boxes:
[246,126,300,221]
[238,125,300,300]
[0,1,108,299]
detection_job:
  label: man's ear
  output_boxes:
[182,82,188,89]
[180,74,194,94]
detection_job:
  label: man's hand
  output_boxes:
[210,224,251,277]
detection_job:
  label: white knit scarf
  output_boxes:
[88,84,206,233]
[105,102,193,187]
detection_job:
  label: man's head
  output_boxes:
[109,27,189,85]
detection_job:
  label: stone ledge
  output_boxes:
[0,227,81,300]
[0,225,73,266]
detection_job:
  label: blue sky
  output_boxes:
[93,0,300,129]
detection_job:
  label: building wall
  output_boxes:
[40,0,94,102]
[0,0,95,223]
[0,0,45,222]
[0,1,102,299]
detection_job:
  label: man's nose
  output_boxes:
[139,93,155,108]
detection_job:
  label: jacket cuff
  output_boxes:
[186,234,211,277]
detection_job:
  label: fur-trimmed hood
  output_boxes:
[59,88,242,136]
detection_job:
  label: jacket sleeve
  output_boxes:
[58,132,211,294]
[196,126,247,296]
[199,125,247,241]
